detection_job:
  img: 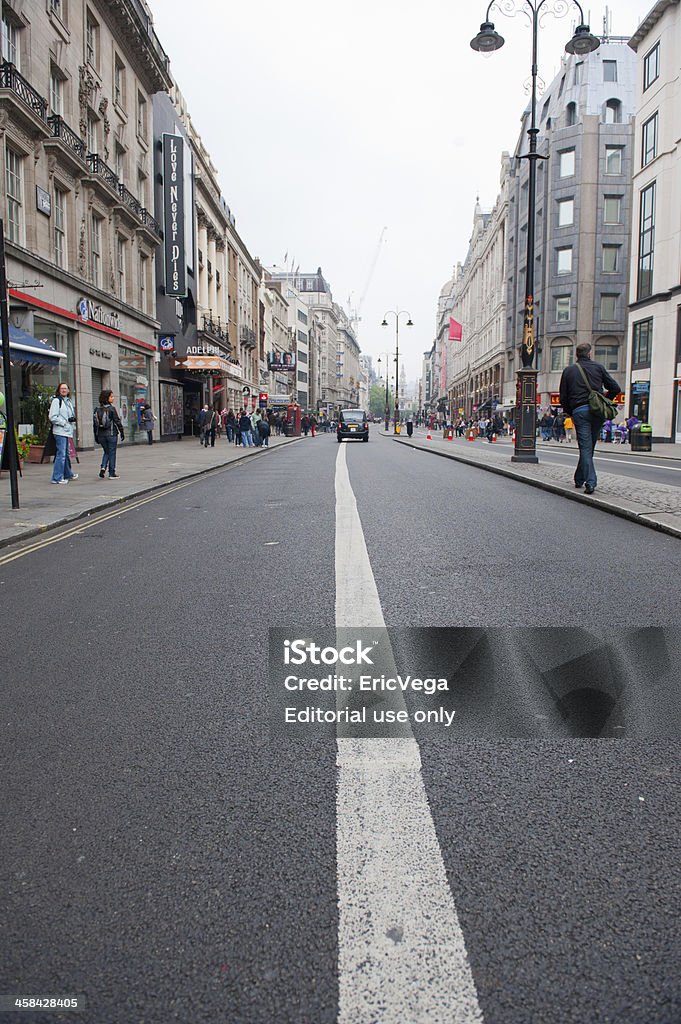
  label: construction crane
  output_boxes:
[348,227,387,334]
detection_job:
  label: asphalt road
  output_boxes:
[1,432,680,1024]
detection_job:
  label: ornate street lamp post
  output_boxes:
[377,353,392,431]
[381,310,413,433]
[471,2,599,463]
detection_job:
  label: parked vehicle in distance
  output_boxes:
[337,409,369,442]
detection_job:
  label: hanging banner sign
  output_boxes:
[163,133,186,298]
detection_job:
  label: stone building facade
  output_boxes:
[2,0,170,445]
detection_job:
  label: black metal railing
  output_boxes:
[118,183,144,219]
[139,207,162,237]
[124,0,171,75]
[240,326,256,347]
[201,315,228,342]
[0,62,48,121]
[86,153,120,191]
[47,115,87,160]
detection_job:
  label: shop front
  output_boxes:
[8,288,159,449]
[0,327,67,439]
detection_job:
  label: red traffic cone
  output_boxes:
[491,432,497,443]
[447,428,453,440]
[427,428,432,440]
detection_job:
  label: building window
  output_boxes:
[139,253,148,312]
[559,149,575,177]
[641,112,658,167]
[91,212,102,287]
[602,244,619,273]
[5,146,24,244]
[54,186,67,269]
[87,114,97,154]
[556,297,571,323]
[632,319,652,367]
[297,370,308,384]
[637,182,655,301]
[136,92,147,139]
[600,294,618,321]
[595,344,619,370]
[603,60,617,82]
[297,308,308,325]
[1,11,19,67]
[604,196,621,224]
[298,349,308,363]
[85,11,98,70]
[605,146,622,174]
[114,56,125,110]
[557,247,572,274]
[137,169,146,207]
[114,142,125,181]
[116,236,126,300]
[573,62,583,86]
[643,42,660,91]
[557,198,574,227]
[49,0,65,19]
[551,345,572,371]
[566,102,577,126]
[49,66,64,116]
[605,99,622,124]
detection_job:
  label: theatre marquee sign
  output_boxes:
[163,133,186,298]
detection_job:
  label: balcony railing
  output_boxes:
[86,153,120,192]
[139,207,162,237]
[0,62,48,122]
[201,315,228,341]
[240,326,256,347]
[47,115,87,160]
[118,183,144,220]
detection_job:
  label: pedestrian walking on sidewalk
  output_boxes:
[141,403,156,444]
[94,390,124,479]
[48,382,78,484]
[257,415,270,447]
[563,415,574,442]
[559,342,620,495]
[239,410,253,447]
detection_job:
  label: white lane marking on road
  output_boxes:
[334,443,483,1023]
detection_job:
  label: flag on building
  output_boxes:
[448,318,463,341]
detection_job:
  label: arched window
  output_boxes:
[605,99,622,124]
[566,102,577,126]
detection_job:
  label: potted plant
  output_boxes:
[21,384,54,461]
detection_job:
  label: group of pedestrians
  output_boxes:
[48,382,155,484]
[198,406,273,448]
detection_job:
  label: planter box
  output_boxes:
[26,445,46,464]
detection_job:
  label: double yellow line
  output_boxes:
[0,476,198,567]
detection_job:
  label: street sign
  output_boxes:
[159,335,175,351]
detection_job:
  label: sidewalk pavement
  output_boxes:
[0,432,302,549]
[386,429,681,540]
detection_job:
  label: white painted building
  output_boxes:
[627,0,681,441]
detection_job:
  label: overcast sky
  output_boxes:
[149,0,649,383]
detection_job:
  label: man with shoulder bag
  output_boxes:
[559,342,620,495]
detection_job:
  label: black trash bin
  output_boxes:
[630,424,653,452]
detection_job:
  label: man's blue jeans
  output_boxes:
[241,430,252,447]
[572,404,602,489]
[100,435,118,475]
[51,434,74,482]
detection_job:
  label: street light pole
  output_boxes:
[471,2,599,464]
[377,353,392,431]
[382,310,413,433]
[0,219,20,508]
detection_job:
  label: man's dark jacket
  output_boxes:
[559,356,620,416]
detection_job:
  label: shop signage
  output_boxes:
[78,298,121,332]
[242,385,251,395]
[550,392,561,405]
[89,347,113,360]
[36,186,51,216]
[259,392,268,408]
[614,393,626,404]
[163,133,186,298]
[267,350,296,371]
[159,335,175,352]
[632,381,650,395]
[186,344,225,357]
